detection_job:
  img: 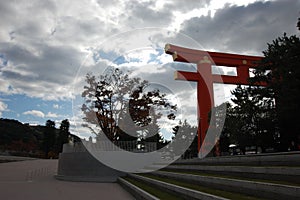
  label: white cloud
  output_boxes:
[53,104,60,109]
[23,110,45,118]
[46,112,59,118]
[0,101,8,117]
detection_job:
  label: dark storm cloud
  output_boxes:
[1,43,81,82]
[122,0,211,28]
[0,0,58,40]
[0,42,83,100]
[123,0,173,28]
[181,0,300,55]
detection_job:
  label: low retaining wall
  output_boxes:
[176,151,300,166]
[56,151,126,182]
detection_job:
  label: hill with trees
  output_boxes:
[0,118,72,158]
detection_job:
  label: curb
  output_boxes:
[165,165,300,183]
[118,177,159,200]
[129,174,228,200]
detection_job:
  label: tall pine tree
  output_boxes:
[251,26,300,151]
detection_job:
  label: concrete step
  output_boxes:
[164,165,300,184]
[118,177,160,200]
[150,171,300,200]
[123,153,300,199]
[128,173,229,200]
[175,152,300,166]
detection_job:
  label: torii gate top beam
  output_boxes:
[165,44,265,86]
[165,44,262,66]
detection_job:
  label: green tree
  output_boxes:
[140,111,167,150]
[227,86,278,153]
[251,30,300,151]
[212,102,231,155]
[43,120,56,158]
[55,119,70,153]
[172,120,197,158]
[81,68,177,149]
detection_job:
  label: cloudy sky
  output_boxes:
[0,0,299,135]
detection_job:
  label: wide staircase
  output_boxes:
[118,152,300,200]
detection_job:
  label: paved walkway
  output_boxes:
[0,159,134,200]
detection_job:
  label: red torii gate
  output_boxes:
[165,44,265,155]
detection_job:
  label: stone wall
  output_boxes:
[56,142,126,182]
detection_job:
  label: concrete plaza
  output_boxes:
[0,159,134,200]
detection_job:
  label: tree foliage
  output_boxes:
[56,119,70,153]
[221,85,278,153]
[218,20,300,153]
[81,68,177,148]
[250,31,300,151]
[43,120,56,158]
[172,120,198,158]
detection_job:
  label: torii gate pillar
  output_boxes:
[165,44,264,156]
